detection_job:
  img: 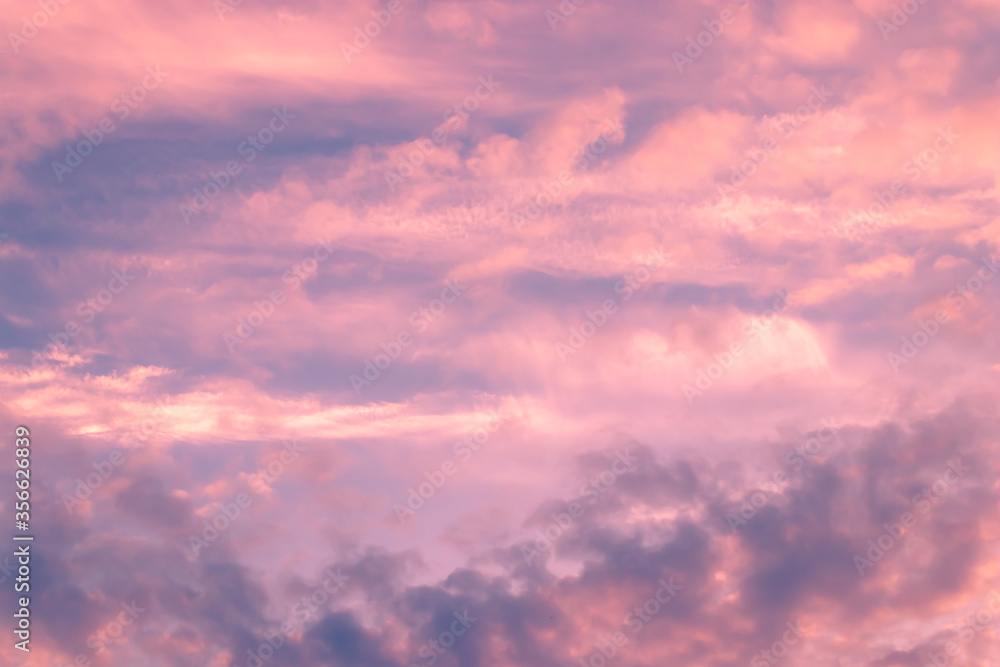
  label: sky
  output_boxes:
[1,0,999,665]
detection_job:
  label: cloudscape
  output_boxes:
[1,0,999,665]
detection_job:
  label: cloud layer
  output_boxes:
[1,0,999,665]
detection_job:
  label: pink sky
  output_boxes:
[1,0,1000,665]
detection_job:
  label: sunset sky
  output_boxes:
[1,0,1000,665]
